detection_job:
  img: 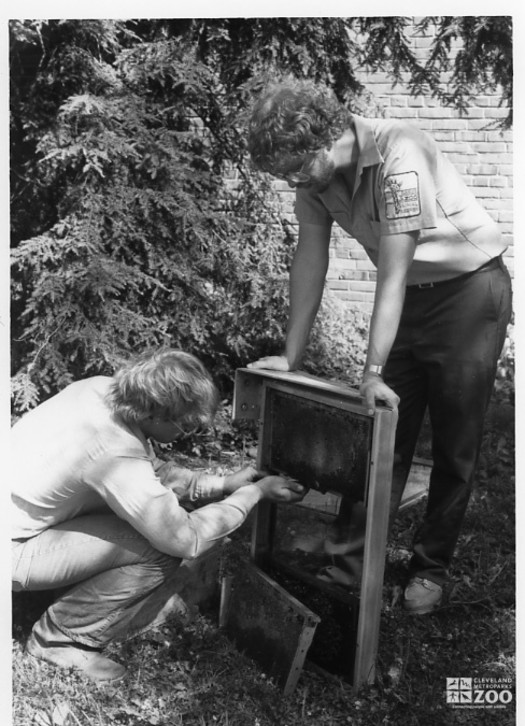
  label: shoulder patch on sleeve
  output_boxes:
[384,171,421,219]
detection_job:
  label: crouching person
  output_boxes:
[11,349,305,683]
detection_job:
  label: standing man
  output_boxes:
[12,348,304,682]
[246,78,512,614]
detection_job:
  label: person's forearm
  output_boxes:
[126,483,265,560]
[179,484,264,557]
[359,273,407,412]
[157,462,225,501]
[365,280,405,372]
[363,232,417,378]
[285,243,329,369]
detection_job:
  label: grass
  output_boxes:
[11,400,516,726]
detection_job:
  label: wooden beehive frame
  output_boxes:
[219,564,320,695]
[231,368,398,691]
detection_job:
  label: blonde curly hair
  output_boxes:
[107,349,219,426]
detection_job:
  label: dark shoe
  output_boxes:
[26,632,126,683]
[403,576,442,615]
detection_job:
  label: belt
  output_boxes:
[407,255,502,290]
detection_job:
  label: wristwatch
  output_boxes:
[365,364,384,376]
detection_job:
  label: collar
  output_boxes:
[352,115,384,189]
[316,115,383,208]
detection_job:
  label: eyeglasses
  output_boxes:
[275,152,317,185]
[163,419,202,437]
[157,418,204,438]
[281,168,311,185]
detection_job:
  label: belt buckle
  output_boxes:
[417,282,434,289]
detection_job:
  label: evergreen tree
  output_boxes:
[10,18,512,412]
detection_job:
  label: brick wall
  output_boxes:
[273,22,513,314]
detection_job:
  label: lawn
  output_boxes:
[11,400,516,726]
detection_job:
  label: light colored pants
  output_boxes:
[12,514,184,648]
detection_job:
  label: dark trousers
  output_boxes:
[385,255,512,585]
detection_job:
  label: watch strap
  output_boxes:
[365,364,384,376]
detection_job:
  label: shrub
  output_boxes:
[10,23,372,414]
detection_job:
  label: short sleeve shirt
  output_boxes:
[294,116,505,283]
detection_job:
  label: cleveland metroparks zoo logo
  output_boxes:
[445,677,513,708]
[384,172,421,219]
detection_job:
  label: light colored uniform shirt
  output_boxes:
[11,377,261,558]
[295,115,507,285]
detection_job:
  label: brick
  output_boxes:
[432,131,456,142]
[437,70,454,84]
[338,270,375,282]
[472,142,508,153]
[486,130,513,142]
[390,96,408,107]
[472,176,508,188]
[385,107,424,120]
[479,153,512,164]
[418,107,454,118]
[474,96,492,107]
[455,131,485,142]
[363,71,391,83]
[439,142,476,154]
[484,107,510,118]
[279,215,296,226]
[489,177,510,188]
[407,97,425,107]
[431,119,469,130]
[346,248,369,260]
[326,281,350,290]
[424,97,444,108]
[412,36,434,49]
[276,195,295,206]
[356,260,377,271]
[464,118,504,131]
[334,236,351,245]
[366,83,396,96]
[482,198,513,211]
[338,291,375,303]
[466,164,499,175]
[462,108,485,119]
[470,186,500,198]
[345,281,377,293]
[337,263,358,274]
